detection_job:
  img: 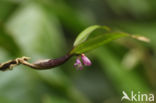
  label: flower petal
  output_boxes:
[74,57,83,70]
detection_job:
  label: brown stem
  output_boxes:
[0,54,73,71]
[32,54,73,70]
[0,56,30,71]
[0,60,17,71]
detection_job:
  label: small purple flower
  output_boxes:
[81,54,92,66]
[74,54,92,70]
[74,57,83,70]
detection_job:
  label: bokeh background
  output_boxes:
[0,0,156,103]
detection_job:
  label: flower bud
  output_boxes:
[81,54,92,66]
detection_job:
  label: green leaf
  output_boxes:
[71,25,129,54]
[73,25,100,46]
[73,25,110,46]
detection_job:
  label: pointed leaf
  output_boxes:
[71,25,129,54]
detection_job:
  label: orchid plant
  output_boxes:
[0,25,149,71]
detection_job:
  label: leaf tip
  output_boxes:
[131,35,150,43]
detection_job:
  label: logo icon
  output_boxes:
[121,91,131,101]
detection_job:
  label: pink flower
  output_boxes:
[74,54,92,70]
[74,57,83,70]
[81,54,92,66]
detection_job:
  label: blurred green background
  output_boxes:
[0,0,156,103]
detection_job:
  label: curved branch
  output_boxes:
[0,54,73,71]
